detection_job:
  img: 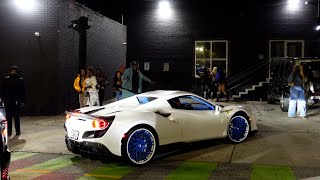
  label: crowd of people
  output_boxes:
[199,66,229,102]
[74,61,154,108]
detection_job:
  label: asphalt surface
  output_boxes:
[7,100,320,179]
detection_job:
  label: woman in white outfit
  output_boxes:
[85,67,99,106]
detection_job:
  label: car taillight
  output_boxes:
[65,110,81,121]
[92,119,109,129]
[1,167,9,180]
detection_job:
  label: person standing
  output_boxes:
[2,66,25,136]
[85,67,99,106]
[96,67,108,106]
[113,71,123,101]
[73,69,87,108]
[119,64,125,74]
[288,65,307,119]
[121,61,155,99]
[215,67,229,102]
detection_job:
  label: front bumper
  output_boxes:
[0,147,11,180]
[65,136,117,159]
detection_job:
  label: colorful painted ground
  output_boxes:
[8,151,320,180]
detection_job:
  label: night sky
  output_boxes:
[75,0,128,25]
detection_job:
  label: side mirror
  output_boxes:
[216,106,222,112]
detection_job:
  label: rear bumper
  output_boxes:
[0,147,11,180]
[65,136,117,159]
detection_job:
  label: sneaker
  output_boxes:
[16,132,21,136]
[301,116,308,119]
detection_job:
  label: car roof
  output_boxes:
[137,90,195,99]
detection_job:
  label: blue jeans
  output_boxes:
[288,86,306,117]
[115,91,122,101]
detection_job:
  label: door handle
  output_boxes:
[155,111,171,117]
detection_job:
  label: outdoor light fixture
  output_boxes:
[315,0,320,31]
[316,17,320,31]
[287,0,301,11]
[305,1,309,4]
[14,0,36,11]
[158,1,173,20]
[199,48,204,52]
[34,32,40,37]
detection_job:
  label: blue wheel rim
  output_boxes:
[229,116,249,142]
[127,129,155,164]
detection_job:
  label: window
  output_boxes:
[269,40,304,58]
[195,40,228,77]
[136,96,157,104]
[168,96,214,111]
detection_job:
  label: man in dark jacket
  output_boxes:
[1,66,25,136]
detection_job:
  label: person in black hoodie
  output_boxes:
[96,67,108,106]
[1,66,25,136]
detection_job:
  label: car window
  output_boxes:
[136,96,158,104]
[168,96,214,110]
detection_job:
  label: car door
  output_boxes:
[154,107,183,145]
[170,95,225,142]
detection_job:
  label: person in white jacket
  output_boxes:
[85,67,99,106]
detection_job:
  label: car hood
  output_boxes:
[221,104,253,114]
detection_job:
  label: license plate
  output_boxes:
[70,130,79,140]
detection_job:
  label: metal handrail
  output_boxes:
[228,75,256,92]
[227,59,269,96]
[226,60,269,85]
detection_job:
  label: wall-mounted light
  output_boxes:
[34,32,40,37]
[287,0,301,11]
[158,1,173,20]
[316,17,320,31]
[14,0,36,11]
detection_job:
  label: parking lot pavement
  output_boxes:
[8,151,320,180]
[7,101,320,179]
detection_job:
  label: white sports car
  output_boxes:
[64,90,258,165]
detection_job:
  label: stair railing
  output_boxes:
[227,59,270,95]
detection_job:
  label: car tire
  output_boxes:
[121,126,157,165]
[280,93,289,112]
[267,93,276,104]
[227,116,250,143]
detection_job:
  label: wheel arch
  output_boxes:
[231,111,250,121]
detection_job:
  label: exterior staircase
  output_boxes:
[226,60,270,102]
[231,78,271,101]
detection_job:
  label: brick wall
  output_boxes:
[56,0,127,113]
[127,0,320,90]
[0,0,126,114]
[0,0,59,114]
[82,6,127,101]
